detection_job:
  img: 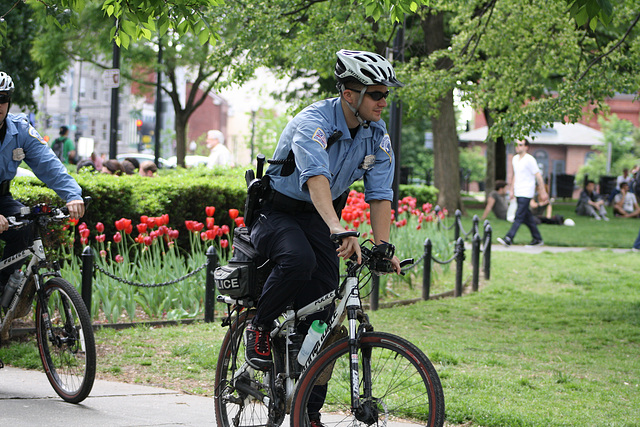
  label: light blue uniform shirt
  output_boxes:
[266,97,395,203]
[1,113,82,201]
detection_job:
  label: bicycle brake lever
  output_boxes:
[6,216,25,228]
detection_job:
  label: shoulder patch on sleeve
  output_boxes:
[28,125,47,145]
[379,134,392,160]
[312,128,328,149]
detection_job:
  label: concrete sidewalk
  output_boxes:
[0,366,214,426]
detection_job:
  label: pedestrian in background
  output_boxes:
[498,138,548,247]
[206,130,233,168]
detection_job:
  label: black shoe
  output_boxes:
[310,420,326,427]
[245,323,272,371]
[526,239,544,247]
[497,236,512,247]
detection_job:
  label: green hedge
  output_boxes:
[10,168,247,250]
[10,167,438,250]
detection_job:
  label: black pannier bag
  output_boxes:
[214,227,272,301]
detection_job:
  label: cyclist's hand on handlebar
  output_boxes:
[332,226,361,264]
[66,199,85,219]
[390,255,402,274]
[0,215,7,234]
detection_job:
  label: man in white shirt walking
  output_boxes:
[498,139,548,247]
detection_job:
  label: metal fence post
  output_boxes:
[483,224,492,280]
[81,246,93,316]
[434,206,442,230]
[370,275,379,311]
[471,214,479,237]
[472,233,480,292]
[205,245,218,323]
[423,238,432,300]
[455,237,465,297]
[454,209,462,240]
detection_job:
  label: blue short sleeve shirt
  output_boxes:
[266,98,395,203]
[1,113,82,201]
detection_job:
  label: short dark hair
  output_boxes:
[620,181,630,189]
[494,180,507,191]
[585,180,595,186]
[60,125,69,136]
[124,157,140,170]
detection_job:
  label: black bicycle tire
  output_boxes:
[35,277,96,404]
[214,310,282,427]
[290,331,445,426]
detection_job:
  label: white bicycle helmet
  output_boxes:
[335,49,404,88]
[0,71,15,94]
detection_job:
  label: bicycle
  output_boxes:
[0,197,96,404]
[214,231,445,426]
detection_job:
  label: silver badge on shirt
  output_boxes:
[13,148,25,161]
[359,154,375,170]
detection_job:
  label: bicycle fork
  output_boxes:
[345,277,378,424]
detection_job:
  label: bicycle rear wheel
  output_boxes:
[291,331,445,426]
[214,309,283,427]
[35,277,96,403]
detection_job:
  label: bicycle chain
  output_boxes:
[93,262,207,288]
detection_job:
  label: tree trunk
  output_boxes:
[174,112,188,168]
[432,91,462,212]
[483,109,507,201]
[422,11,462,213]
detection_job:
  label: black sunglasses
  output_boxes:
[0,94,11,104]
[345,87,390,101]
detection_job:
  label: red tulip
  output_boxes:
[137,223,148,234]
[206,206,216,217]
[100,250,107,257]
[95,234,106,242]
[143,236,153,246]
[228,209,239,220]
[147,217,156,228]
[200,232,208,241]
[158,225,168,235]
[193,222,204,232]
[221,225,230,235]
[168,229,179,239]
[161,214,170,225]
[206,229,216,240]
[150,230,159,239]
[206,217,215,229]
[220,239,229,248]
[113,232,122,243]
[185,220,195,231]
[81,237,88,245]
[68,218,79,226]
[235,217,245,227]
[115,254,124,263]
[80,228,91,239]
[95,222,104,233]
[140,215,149,224]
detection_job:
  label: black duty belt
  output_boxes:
[0,180,10,196]
[266,190,317,214]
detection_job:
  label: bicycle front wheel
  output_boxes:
[291,331,445,426]
[35,277,96,403]
[214,309,283,427]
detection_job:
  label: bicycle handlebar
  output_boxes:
[6,196,92,229]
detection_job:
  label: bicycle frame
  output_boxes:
[0,228,58,341]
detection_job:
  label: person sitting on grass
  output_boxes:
[576,180,609,221]
[481,180,509,221]
[613,182,640,218]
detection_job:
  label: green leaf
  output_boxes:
[198,29,209,45]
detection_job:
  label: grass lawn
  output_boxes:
[459,201,639,248]
[1,201,639,426]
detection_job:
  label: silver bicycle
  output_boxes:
[0,198,95,403]
[214,232,445,426]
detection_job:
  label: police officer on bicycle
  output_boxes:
[245,50,404,424]
[0,71,85,292]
